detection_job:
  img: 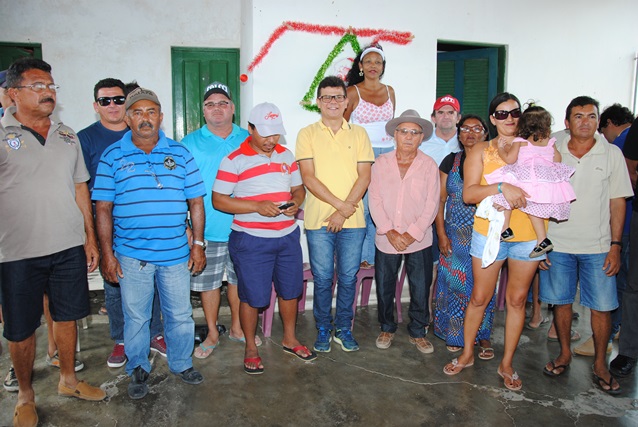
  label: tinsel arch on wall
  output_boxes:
[247,22,414,112]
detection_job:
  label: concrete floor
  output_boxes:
[1,290,638,427]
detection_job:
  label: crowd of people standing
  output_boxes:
[1,42,637,426]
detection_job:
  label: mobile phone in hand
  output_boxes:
[278,202,294,210]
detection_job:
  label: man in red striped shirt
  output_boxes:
[213,102,315,375]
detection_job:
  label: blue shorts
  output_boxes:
[539,251,618,311]
[228,228,303,308]
[469,230,545,262]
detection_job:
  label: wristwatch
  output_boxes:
[193,240,207,250]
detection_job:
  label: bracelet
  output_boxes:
[497,182,503,193]
[611,241,623,248]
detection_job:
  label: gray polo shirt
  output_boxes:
[0,106,89,262]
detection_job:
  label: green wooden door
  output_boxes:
[436,47,501,120]
[0,43,42,70]
[172,47,240,141]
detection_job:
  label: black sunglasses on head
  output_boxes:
[96,96,126,106]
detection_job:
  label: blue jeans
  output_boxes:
[540,251,618,311]
[611,233,629,335]
[307,227,365,330]
[104,280,162,344]
[375,247,432,338]
[360,146,394,264]
[116,253,194,375]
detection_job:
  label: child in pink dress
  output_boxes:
[485,106,576,258]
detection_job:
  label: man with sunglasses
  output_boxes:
[296,76,374,353]
[1,57,106,427]
[93,88,207,399]
[181,82,259,359]
[77,78,165,369]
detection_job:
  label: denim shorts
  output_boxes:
[228,228,303,308]
[190,241,237,291]
[539,251,618,311]
[469,230,545,262]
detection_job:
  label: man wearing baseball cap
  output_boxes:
[420,95,462,166]
[213,102,314,374]
[93,87,207,399]
[181,81,263,360]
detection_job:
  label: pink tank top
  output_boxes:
[350,85,394,148]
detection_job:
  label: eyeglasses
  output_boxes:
[204,101,230,109]
[493,108,522,120]
[13,83,60,92]
[459,125,485,134]
[96,96,126,106]
[318,95,346,103]
[395,128,423,136]
[145,161,163,189]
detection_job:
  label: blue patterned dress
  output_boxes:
[433,151,496,346]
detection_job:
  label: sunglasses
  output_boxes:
[493,108,522,120]
[97,96,126,107]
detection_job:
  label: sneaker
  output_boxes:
[409,336,434,354]
[313,327,332,353]
[150,335,167,357]
[46,351,84,372]
[573,336,612,357]
[375,332,394,349]
[500,228,514,241]
[127,366,149,400]
[334,328,359,352]
[3,366,18,392]
[107,343,127,368]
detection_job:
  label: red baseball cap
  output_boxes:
[433,95,460,112]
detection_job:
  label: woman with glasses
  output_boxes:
[433,115,497,360]
[345,44,396,269]
[443,93,543,391]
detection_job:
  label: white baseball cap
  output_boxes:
[248,102,286,136]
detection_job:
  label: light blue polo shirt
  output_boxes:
[93,130,206,265]
[181,124,249,242]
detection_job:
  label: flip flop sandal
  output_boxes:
[229,334,263,347]
[244,357,264,375]
[443,358,474,376]
[283,345,317,362]
[543,360,570,377]
[498,368,522,391]
[194,342,217,359]
[478,347,495,360]
[592,365,621,395]
[525,316,550,330]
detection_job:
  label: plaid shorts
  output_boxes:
[190,242,237,292]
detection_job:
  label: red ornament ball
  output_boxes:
[240,74,248,83]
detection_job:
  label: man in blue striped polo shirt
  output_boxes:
[213,102,315,375]
[93,88,207,399]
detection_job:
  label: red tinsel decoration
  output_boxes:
[247,21,414,72]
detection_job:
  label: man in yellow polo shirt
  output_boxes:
[296,76,374,353]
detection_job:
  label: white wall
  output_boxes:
[0,0,242,136]
[243,0,638,141]
[2,0,637,137]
